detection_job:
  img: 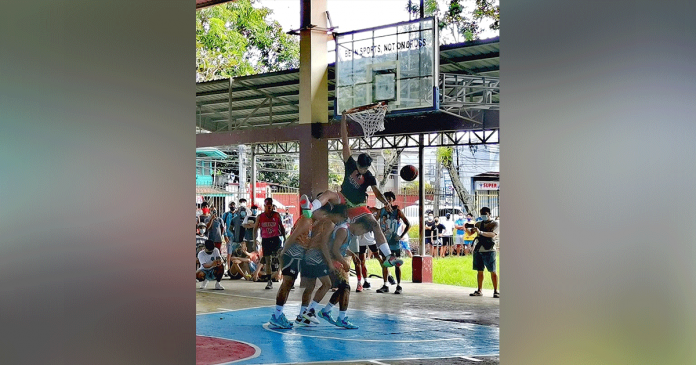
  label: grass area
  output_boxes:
[361,254,500,290]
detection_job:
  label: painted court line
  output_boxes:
[252,355,497,365]
[197,290,275,301]
[461,356,482,361]
[262,323,466,342]
[369,360,390,365]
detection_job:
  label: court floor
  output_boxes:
[196,303,499,365]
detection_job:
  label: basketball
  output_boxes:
[399,165,418,181]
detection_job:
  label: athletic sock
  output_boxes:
[274,305,283,318]
[310,199,322,212]
[323,303,334,313]
[300,305,308,315]
[338,311,347,321]
[309,301,319,311]
[378,243,392,257]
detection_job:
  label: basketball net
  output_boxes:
[344,103,388,139]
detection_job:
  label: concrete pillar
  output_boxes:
[299,0,328,125]
[298,0,329,196]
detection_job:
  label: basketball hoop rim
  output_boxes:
[342,101,388,115]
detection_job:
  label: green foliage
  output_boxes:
[196,0,300,82]
[436,146,454,166]
[405,0,499,43]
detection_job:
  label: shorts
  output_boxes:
[348,206,372,221]
[442,236,452,246]
[197,267,222,281]
[349,235,360,253]
[281,244,306,277]
[432,238,442,247]
[425,236,432,244]
[359,244,379,255]
[399,240,410,251]
[301,249,329,278]
[464,240,473,247]
[455,235,465,246]
[261,236,282,256]
[390,248,402,258]
[472,251,497,272]
[356,231,376,246]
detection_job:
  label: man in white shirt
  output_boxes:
[196,240,225,290]
[441,213,456,257]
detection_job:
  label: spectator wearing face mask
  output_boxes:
[197,240,225,290]
[424,212,435,256]
[196,223,208,270]
[243,205,259,253]
[227,206,248,277]
[222,201,237,245]
[454,212,467,256]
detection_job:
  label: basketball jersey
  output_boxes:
[380,207,401,246]
[340,156,377,205]
[257,212,282,239]
[328,221,351,258]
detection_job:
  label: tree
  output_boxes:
[196,0,299,82]
[376,149,405,192]
[406,0,499,43]
[437,147,474,213]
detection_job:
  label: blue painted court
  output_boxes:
[196,304,499,364]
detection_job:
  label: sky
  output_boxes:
[257,0,498,49]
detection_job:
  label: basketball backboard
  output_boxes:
[334,17,439,118]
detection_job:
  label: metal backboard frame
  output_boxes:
[334,17,439,119]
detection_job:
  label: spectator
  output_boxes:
[243,205,259,252]
[196,223,208,270]
[204,205,225,261]
[282,207,293,234]
[222,201,237,245]
[441,213,455,256]
[196,240,224,290]
[378,191,411,294]
[463,213,477,256]
[454,212,466,256]
[200,201,210,223]
[227,206,247,277]
[470,207,499,298]
[433,217,446,258]
[424,212,435,256]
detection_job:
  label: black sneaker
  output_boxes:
[493,291,500,298]
[387,275,396,285]
[394,285,402,294]
[265,281,273,290]
[363,281,371,289]
[376,285,389,293]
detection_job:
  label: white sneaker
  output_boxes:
[214,282,225,290]
[200,280,208,289]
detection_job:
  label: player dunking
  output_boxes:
[300,111,402,269]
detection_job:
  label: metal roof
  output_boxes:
[196,37,499,133]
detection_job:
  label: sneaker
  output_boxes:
[356,283,363,292]
[317,309,337,325]
[295,314,315,326]
[214,282,225,290]
[493,291,500,298]
[269,313,293,329]
[376,285,389,293]
[302,308,321,324]
[265,281,273,290]
[470,290,482,296]
[387,275,396,285]
[299,194,311,211]
[336,317,358,329]
[199,280,208,289]
[363,281,371,289]
[394,285,402,294]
